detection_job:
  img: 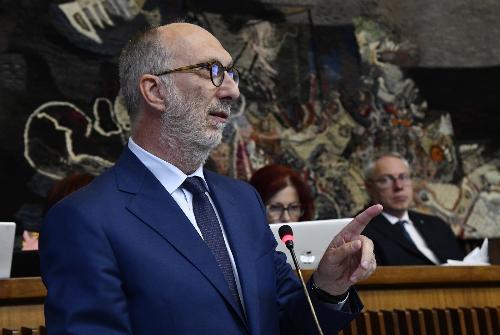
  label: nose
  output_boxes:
[393,178,404,190]
[280,210,292,223]
[216,71,240,101]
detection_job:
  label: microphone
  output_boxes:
[278,225,324,335]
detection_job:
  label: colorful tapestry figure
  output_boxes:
[1,2,498,239]
[24,97,130,180]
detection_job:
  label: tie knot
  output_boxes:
[396,220,408,227]
[182,176,207,195]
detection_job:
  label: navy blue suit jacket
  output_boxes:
[40,148,362,334]
[363,211,464,266]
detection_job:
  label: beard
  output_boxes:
[159,85,231,169]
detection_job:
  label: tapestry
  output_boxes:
[1,1,498,241]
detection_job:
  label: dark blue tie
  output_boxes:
[396,220,416,248]
[182,176,242,309]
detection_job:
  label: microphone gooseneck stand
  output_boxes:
[279,225,324,335]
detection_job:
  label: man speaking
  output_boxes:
[40,22,382,334]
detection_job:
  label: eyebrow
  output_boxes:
[377,173,409,178]
[205,58,234,68]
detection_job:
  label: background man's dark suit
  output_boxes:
[362,211,464,265]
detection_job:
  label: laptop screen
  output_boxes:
[0,222,16,278]
[269,218,351,270]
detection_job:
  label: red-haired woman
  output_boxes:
[249,164,314,224]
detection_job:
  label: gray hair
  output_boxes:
[118,26,174,126]
[363,152,411,181]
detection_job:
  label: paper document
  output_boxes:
[444,238,489,266]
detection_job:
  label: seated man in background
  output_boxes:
[362,152,464,265]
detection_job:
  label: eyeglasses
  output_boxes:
[266,203,304,218]
[372,173,412,189]
[154,60,239,87]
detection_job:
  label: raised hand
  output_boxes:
[313,204,382,296]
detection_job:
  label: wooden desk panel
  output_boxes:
[304,265,500,310]
[0,277,46,329]
[1,266,499,329]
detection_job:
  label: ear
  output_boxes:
[139,74,165,112]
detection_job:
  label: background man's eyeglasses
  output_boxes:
[266,203,304,218]
[372,173,412,189]
[155,60,239,87]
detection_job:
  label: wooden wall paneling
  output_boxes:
[368,311,385,335]
[19,327,38,335]
[417,310,428,335]
[460,307,477,334]
[447,308,462,334]
[342,317,358,335]
[2,267,500,331]
[474,307,493,335]
[390,310,402,335]
[420,309,436,335]
[432,308,451,335]
[1,330,20,335]
[442,309,454,335]
[485,307,500,334]
[429,308,441,334]
[394,309,413,335]
[456,308,468,334]
[381,310,397,335]
[407,309,422,335]
[469,308,481,335]
[355,312,370,335]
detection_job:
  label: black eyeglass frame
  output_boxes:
[154,60,239,87]
[266,203,304,218]
[370,173,413,189]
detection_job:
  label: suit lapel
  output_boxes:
[114,149,247,325]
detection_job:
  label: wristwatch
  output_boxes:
[310,276,349,304]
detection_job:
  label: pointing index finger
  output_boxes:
[343,204,383,236]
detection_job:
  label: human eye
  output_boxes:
[268,203,284,213]
[400,173,411,181]
[288,204,303,216]
[289,203,302,211]
[377,176,390,184]
[210,62,220,77]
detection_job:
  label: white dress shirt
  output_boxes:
[127,138,245,308]
[382,211,440,264]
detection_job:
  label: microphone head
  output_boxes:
[278,225,294,248]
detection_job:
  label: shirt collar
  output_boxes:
[127,137,207,194]
[382,211,410,225]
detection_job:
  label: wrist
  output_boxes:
[310,275,349,304]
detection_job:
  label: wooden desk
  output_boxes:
[0,277,46,329]
[1,266,499,329]
[305,265,500,310]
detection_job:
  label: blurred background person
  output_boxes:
[11,172,95,277]
[362,152,464,265]
[249,164,314,224]
[21,172,95,251]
